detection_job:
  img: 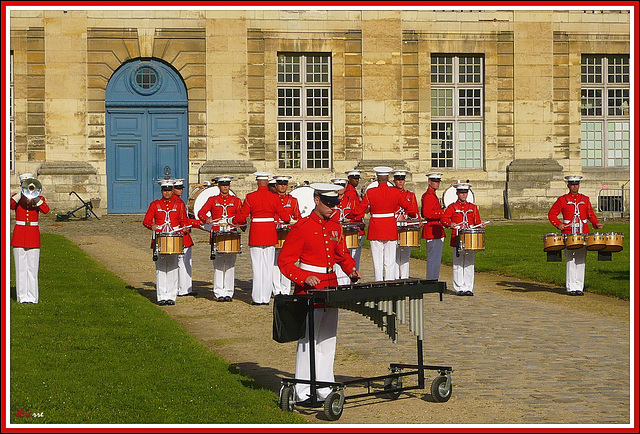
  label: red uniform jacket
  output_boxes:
[343,184,364,234]
[276,193,302,222]
[548,193,599,234]
[10,193,50,248]
[143,197,188,248]
[198,193,242,233]
[396,189,418,220]
[421,188,446,239]
[441,200,482,247]
[231,186,291,246]
[349,182,418,241]
[278,211,356,294]
[173,196,200,248]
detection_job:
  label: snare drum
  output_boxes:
[156,233,184,255]
[458,228,485,251]
[276,226,290,249]
[602,232,624,252]
[342,224,360,249]
[564,234,585,249]
[212,231,241,254]
[398,226,421,247]
[542,233,565,252]
[584,233,607,251]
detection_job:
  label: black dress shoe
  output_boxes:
[224,296,232,302]
[158,300,167,306]
[456,291,465,296]
[576,291,584,296]
[217,296,226,302]
[166,300,175,305]
[567,291,577,296]
[465,291,474,296]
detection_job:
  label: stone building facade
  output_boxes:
[8,9,632,218]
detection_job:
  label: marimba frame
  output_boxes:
[278,279,454,421]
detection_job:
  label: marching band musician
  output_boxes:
[393,170,420,279]
[143,179,188,306]
[330,177,353,286]
[272,174,301,296]
[198,175,243,302]
[441,182,485,296]
[344,170,364,268]
[172,179,200,298]
[348,166,419,282]
[548,175,603,296]
[231,171,291,305]
[421,172,446,280]
[277,183,361,407]
[11,173,49,304]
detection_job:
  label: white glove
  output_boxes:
[289,218,297,225]
[12,191,23,202]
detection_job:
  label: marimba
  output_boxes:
[274,278,453,421]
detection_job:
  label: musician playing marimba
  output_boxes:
[548,174,603,296]
[441,182,485,296]
[393,170,420,279]
[198,175,243,302]
[273,174,301,296]
[143,179,188,306]
[277,183,361,407]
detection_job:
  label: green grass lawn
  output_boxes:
[409,222,631,300]
[9,234,305,425]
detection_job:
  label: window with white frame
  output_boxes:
[430,55,484,169]
[10,51,15,172]
[580,55,630,167]
[277,54,332,169]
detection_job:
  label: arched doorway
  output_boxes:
[106,59,188,213]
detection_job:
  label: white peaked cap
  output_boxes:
[331,178,348,185]
[173,178,185,187]
[158,179,174,187]
[19,173,34,182]
[268,178,276,184]
[310,183,342,197]
[253,171,272,180]
[373,166,394,176]
[345,170,361,177]
[565,174,583,183]
[393,170,409,177]
[214,175,234,182]
[452,181,471,191]
[426,172,443,180]
[274,174,292,181]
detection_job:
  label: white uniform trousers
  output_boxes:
[177,246,193,295]
[156,255,179,302]
[565,246,587,292]
[13,247,40,304]
[452,247,475,293]
[213,253,237,298]
[425,238,444,280]
[295,307,338,402]
[396,246,411,279]
[370,240,398,282]
[250,246,275,303]
[335,265,351,286]
[272,249,292,296]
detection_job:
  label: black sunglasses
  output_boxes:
[218,182,231,186]
[276,180,289,185]
[161,187,173,191]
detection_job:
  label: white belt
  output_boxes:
[371,213,394,218]
[252,218,274,223]
[299,263,334,274]
[563,219,587,224]
[16,221,38,226]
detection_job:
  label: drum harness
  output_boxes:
[565,195,587,235]
[152,207,180,261]
[211,202,237,260]
[454,208,473,257]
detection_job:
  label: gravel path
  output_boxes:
[35,214,631,426]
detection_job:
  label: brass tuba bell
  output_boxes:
[21,177,42,200]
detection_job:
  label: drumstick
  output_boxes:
[468,221,490,229]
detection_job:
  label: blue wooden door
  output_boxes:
[106,60,188,213]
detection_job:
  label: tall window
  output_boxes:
[10,51,15,172]
[430,55,484,169]
[277,54,332,169]
[580,55,630,167]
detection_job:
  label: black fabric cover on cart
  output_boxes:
[273,294,308,343]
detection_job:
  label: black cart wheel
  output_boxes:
[431,375,452,402]
[279,385,295,412]
[323,391,344,421]
[383,375,403,400]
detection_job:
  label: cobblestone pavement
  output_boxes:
[33,214,631,426]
